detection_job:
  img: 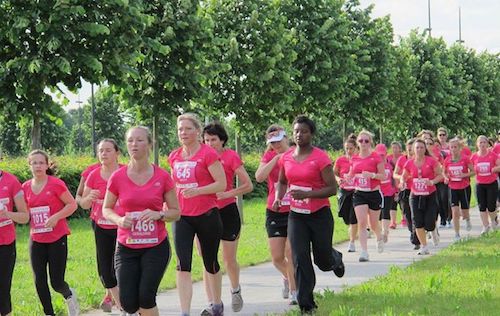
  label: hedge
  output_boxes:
[0,150,341,217]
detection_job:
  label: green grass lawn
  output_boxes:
[10,197,348,315]
[290,230,499,316]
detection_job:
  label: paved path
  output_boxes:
[83,208,484,316]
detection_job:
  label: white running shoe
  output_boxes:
[491,221,498,231]
[454,234,461,242]
[465,219,472,231]
[347,241,356,252]
[231,287,243,312]
[282,278,289,299]
[417,246,430,255]
[66,288,80,316]
[376,239,384,253]
[431,228,440,246]
[359,250,369,262]
[480,226,491,235]
[289,291,298,305]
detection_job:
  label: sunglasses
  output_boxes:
[357,139,370,144]
[438,134,446,137]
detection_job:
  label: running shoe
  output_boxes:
[231,287,243,312]
[400,218,407,226]
[100,295,113,313]
[333,251,345,278]
[212,302,224,316]
[359,250,369,262]
[417,246,430,255]
[480,226,490,235]
[465,219,472,231]
[66,288,80,316]
[376,239,384,253]
[491,221,498,231]
[200,303,213,316]
[367,228,373,239]
[347,241,356,252]
[389,222,396,229]
[413,244,420,250]
[289,291,298,305]
[454,234,461,242]
[446,220,452,228]
[431,228,440,246]
[282,278,289,299]
[439,223,446,228]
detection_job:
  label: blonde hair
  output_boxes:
[126,126,152,144]
[177,113,203,135]
[358,130,374,145]
[476,135,489,149]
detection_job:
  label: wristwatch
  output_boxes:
[159,211,166,221]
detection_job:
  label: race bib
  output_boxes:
[448,166,463,182]
[342,175,355,190]
[174,161,198,189]
[412,178,430,196]
[354,174,371,191]
[381,169,391,184]
[290,185,312,214]
[30,206,53,234]
[0,198,13,227]
[274,182,292,206]
[477,162,491,176]
[126,211,159,245]
[92,199,115,226]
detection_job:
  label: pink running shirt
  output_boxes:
[279,147,332,214]
[169,144,220,216]
[471,151,498,184]
[217,149,243,209]
[380,162,397,197]
[334,156,355,190]
[23,176,71,243]
[350,152,383,191]
[0,172,23,245]
[261,150,291,213]
[107,165,174,249]
[443,155,471,190]
[81,162,101,180]
[403,156,439,195]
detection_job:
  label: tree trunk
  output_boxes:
[342,119,347,140]
[91,83,96,157]
[31,115,41,150]
[379,125,383,144]
[235,132,244,224]
[153,114,159,165]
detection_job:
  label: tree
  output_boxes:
[202,0,299,132]
[0,0,148,149]
[121,0,213,163]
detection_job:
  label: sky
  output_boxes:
[61,0,500,110]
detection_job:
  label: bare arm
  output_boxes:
[0,191,29,224]
[45,191,77,228]
[182,161,227,198]
[103,190,131,228]
[80,184,100,210]
[217,165,254,200]
[255,154,281,183]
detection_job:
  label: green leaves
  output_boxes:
[81,23,111,36]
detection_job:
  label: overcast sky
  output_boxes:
[62,0,500,110]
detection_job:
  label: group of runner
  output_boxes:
[0,115,498,316]
[335,128,500,260]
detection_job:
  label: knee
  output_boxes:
[271,251,285,265]
[204,260,220,274]
[138,292,156,310]
[121,292,139,313]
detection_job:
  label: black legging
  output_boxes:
[30,236,72,316]
[0,242,15,316]
[436,182,451,224]
[399,189,419,245]
[476,181,498,212]
[115,237,171,313]
[173,208,222,273]
[92,221,118,288]
[288,207,343,313]
[410,192,438,231]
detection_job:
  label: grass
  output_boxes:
[286,230,499,316]
[10,197,348,315]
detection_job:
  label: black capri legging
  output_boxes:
[115,237,170,313]
[410,192,438,231]
[380,195,394,220]
[173,208,222,274]
[0,242,16,316]
[92,221,118,289]
[476,181,498,212]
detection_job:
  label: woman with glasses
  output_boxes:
[255,124,297,304]
[348,130,385,262]
[401,139,443,255]
[436,127,450,157]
